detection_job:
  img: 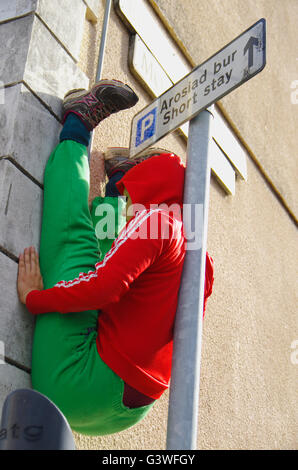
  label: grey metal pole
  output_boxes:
[88,0,112,158]
[95,0,112,82]
[166,107,214,450]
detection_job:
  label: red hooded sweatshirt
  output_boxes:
[26,153,214,399]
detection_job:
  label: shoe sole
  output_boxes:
[63,80,134,105]
[104,147,173,161]
[63,88,87,102]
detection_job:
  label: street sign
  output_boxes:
[130,18,266,157]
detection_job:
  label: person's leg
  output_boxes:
[31,122,103,426]
[105,171,124,197]
[39,119,97,287]
[31,80,154,435]
[90,195,126,261]
[90,171,126,261]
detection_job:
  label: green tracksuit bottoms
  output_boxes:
[31,140,154,436]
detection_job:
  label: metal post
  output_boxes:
[95,0,112,82]
[166,107,214,450]
[88,0,112,158]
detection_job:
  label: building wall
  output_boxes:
[76,0,298,450]
[151,0,298,449]
[0,0,297,450]
[0,0,92,440]
[154,0,298,219]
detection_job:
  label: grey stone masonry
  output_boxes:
[25,15,89,116]
[0,83,61,183]
[0,15,34,86]
[0,252,34,370]
[0,14,89,118]
[0,159,43,258]
[0,0,38,23]
[0,0,90,418]
[0,0,88,61]
[36,0,87,61]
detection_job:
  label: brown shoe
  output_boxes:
[62,79,139,130]
[104,147,175,178]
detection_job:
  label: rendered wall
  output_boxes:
[76,0,298,450]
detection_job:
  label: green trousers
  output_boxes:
[31,140,154,436]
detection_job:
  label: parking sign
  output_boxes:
[135,108,157,146]
[130,18,266,157]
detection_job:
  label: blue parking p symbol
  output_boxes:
[135,108,157,147]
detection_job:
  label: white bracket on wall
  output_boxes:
[116,0,248,195]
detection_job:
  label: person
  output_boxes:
[17,79,214,436]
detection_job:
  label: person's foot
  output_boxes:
[61,79,139,131]
[104,147,176,178]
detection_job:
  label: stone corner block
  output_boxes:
[0,0,37,23]
[0,14,34,86]
[0,252,35,370]
[25,15,89,116]
[36,0,87,61]
[1,14,89,116]
[0,159,43,258]
[0,83,61,183]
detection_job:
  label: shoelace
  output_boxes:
[86,100,118,126]
[106,155,150,177]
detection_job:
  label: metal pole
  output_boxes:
[88,0,112,158]
[166,107,214,450]
[95,0,112,82]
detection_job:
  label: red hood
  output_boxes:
[116,153,185,211]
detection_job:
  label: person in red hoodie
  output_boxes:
[17,79,214,436]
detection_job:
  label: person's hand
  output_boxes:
[17,247,44,304]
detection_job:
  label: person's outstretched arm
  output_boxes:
[18,210,170,315]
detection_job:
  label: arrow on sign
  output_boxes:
[244,36,259,68]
